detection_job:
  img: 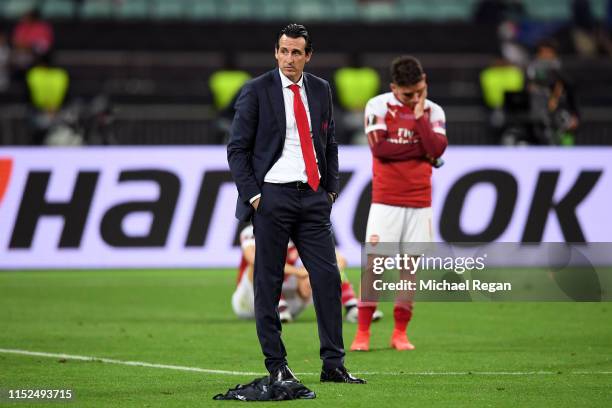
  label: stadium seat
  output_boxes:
[258,0,290,21]
[114,0,150,20]
[79,0,113,19]
[27,65,70,111]
[41,0,76,19]
[189,1,218,20]
[2,0,38,19]
[293,2,328,22]
[589,0,608,18]
[479,64,525,109]
[399,0,476,21]
[360,2,398,22]
[398,0,430,20]
[151,0,191,20]
[525,0,572,21]
[221,0,253,21]
[334,67,380,110]
[330,0,359,21]
[428,0,474,21]
[209,70,251,110]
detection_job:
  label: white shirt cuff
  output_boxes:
[249,194,261,204]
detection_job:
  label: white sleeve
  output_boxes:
[364,96,388,134]
[240,225,255,250]
[428,102,447,136]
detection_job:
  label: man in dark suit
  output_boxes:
[227,24,365,384]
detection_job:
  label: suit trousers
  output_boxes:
[252,182,345,373]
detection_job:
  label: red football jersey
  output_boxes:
[364,92,446,207]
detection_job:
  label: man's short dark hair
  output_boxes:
[391,56,424,87]
[276,23,312,54]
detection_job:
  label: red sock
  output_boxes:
[393,303,413,333]
[341,282,357,307]
[357,305,376,332]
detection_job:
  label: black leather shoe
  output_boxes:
[269,365,300,383]
[320,366,366,384]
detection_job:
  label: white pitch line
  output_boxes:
[1,348,611,377]
[0,348,263,376]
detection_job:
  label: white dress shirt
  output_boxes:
[250,69,319,203]
[265,69,319,182]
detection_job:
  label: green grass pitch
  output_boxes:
[0,269,611,407]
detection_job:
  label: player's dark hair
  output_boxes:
[276,23,312,54]
[391,56,424,86]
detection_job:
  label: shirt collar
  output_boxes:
[279,68,303,89]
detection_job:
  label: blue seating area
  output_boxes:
[1,0,609,21]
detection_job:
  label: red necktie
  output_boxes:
[289,84,320,191]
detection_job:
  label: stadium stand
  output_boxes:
[0,0,610,145]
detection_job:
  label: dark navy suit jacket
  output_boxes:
[227,69,339,221]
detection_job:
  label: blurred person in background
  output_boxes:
[497,20,529,67]
[82,94,116,145]
[232,224,382,323]
[526,39,579,145]
[501,39,579,146]
[0,32,10,92]
[26,52,71,145]
[11,8,54,79]
[232,223,311,322]
[501,39,579,145]
[571,0,612,56]
[351,56,447,352]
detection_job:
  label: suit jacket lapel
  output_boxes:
[267,70,286,138]
[303,73,322,150]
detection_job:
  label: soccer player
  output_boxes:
[351,55,447,351]
[232,224,375,323]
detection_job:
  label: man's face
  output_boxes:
[391,77,427,109]
[275,34,311,83]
